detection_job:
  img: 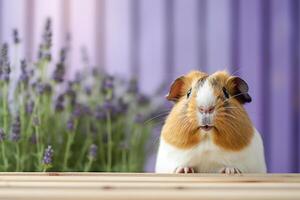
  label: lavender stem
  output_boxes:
[106,112,112,172]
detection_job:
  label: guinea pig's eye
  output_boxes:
[187,88,192,98]
[222,87,229,99]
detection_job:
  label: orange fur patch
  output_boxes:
[162,71,207,149]
[162,70,254,151]
[211,72,253,151]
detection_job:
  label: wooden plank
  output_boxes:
[0,173,299,183]
[0,188,300,200]
[0,173,299,200]
[0,181,300,189]
[1,172,300,177]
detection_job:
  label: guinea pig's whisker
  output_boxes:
[144,110,171,125]
[230,68,243,77]
[225,92,249,102]
[216,112,239,120]
[224,106,239,109]
[151,135,162,148]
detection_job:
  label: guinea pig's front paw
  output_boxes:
[174,167,195,174]
[219,167,241,175]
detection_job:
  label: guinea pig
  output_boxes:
[155,70,267,174]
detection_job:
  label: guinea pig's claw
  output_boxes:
[219,167,242,175]
[174,167,195,174]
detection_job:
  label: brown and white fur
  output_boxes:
[155,71,266,174]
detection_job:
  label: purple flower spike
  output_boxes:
[84,85,92,96]
[94,106,106,120]
[101,75,114,92]
[127,78,139,94]
[102,99,115,113]
[0,128,5,142]
[10,115,21,142]
[19,60,29,85]
[26,100,35,115]
[36,83,52,95]
[13,29,20,44]
[89,144,98,159]
[1,43,11,82]
[115,98,128,114]
[43,145,54,166]
[67,118,74,131]
[54,94,65,112]
[137,94,150,106]
[134,113,145,124]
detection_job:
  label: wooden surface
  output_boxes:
[0,173,299,200]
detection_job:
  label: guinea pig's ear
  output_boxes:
[166,76,185,102]
[226,76,252,104]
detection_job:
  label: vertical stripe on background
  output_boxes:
[0,0,2,43]
[24,0,35,61]
[197,0,207,72]
[95,0,106,70]
[61,0,71,46]
[290,0,300,172]
[260,0,271,171]
[130,0,140,79]
[230,0,240,74]
[165,0,175,84]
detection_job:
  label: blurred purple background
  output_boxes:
[0,0,300,173]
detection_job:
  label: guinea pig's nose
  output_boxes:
[199,106,215,114]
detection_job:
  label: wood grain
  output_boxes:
[0,173,299,200]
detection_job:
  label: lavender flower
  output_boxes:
[94,105,106,120]
[52,63,65,82]
[59,48,67,63]
[127,78,139,94]
[0,43,8,63]
[102,99,115,113]
[54,94,65,112]
[39,18,52,61]
[115,98,128,114]
[88,144,98,159]
[10,115,21,142]
[19,59,29,85]
[38,44,43,60]
[13,29,20,44]
[137,94,150,106]
[71,103,87,118]
[43,145,54,166]
[35,82,52,95]
[1,43,10,82]
[26,100,35,115]
[65,82,77,106]
[134,113,145,124]
[91,68,100,77]
[43,18,52,50]
[0,128,5,142]
[52,48,67,82]
[84,85,92,96]
[101,75,114,92]
[66,118,75,131]
[74,72,83,84]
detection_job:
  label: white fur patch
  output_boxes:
[196,80,216,108]
[155,128,267,173]
[196,80,216,126]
